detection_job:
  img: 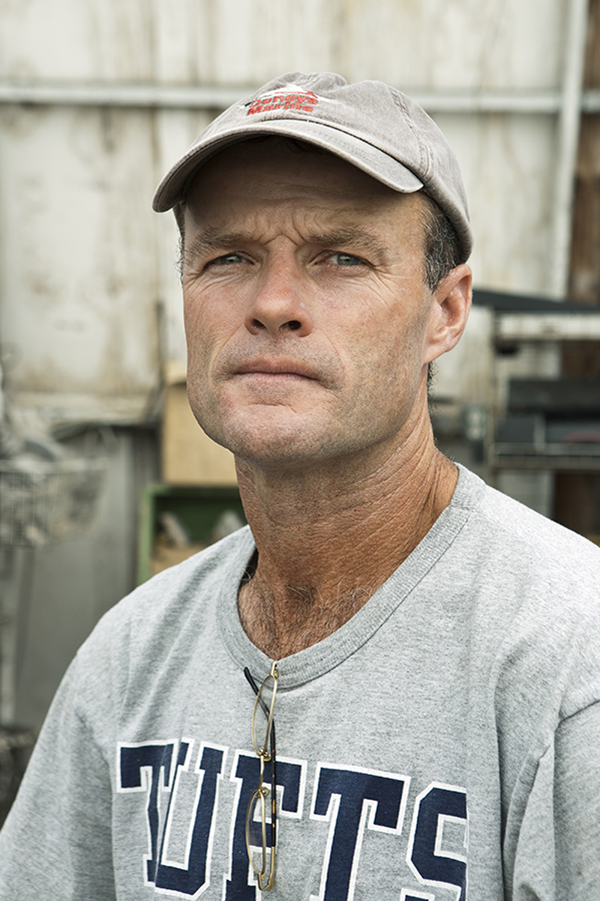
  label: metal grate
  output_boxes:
[0,457,107,546]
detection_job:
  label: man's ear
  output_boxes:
[424,264,472,364]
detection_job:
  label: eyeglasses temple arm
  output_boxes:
[244,666,277,757]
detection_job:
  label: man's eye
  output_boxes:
[210,252,246,266]
[330,252,365,267]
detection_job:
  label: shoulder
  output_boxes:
[452,468,600,719]
[70,526,255,706]
[454,466,600,592]
[100,523,253,626]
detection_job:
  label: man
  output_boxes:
[1,72,600,900]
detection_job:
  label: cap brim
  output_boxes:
[152,118,424,212]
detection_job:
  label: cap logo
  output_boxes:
[246,89,319,116]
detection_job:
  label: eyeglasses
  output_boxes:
[244,662,278,892]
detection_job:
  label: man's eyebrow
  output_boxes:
[307,229,391,258]
[183,228,253,263]
[183,226,391,263]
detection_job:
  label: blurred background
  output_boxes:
[1,0,600,814]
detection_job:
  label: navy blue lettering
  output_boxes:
[311,765,408,901]
[225,752,304,900]
[154,743,225,896]
[118,742,175,882]
[408,784,467,901]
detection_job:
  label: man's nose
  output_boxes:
[244,257,314,338]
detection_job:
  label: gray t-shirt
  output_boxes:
[1,466,600,900]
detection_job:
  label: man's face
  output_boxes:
[181,139,467,472]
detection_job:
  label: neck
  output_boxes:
[236,408,458,659]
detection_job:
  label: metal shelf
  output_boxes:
[491,444,600,471]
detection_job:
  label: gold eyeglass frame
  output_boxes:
[244,661,278,892]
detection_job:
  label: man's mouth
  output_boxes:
[234,359,319,381]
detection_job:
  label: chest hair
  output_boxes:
[237,573,377,659]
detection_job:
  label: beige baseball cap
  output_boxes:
[152,71,473,262]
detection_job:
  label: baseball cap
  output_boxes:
[152,71,472,262]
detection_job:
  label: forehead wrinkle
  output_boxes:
[185,222,396,262]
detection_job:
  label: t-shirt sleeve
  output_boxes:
[0,657,116,900]
[554,701,600,898]
[512,700,600,900]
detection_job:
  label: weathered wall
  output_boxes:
[0,105,160,422]
[0,0,574,418]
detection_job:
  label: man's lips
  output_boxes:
[233,360,320,380]
[212,347,340,389]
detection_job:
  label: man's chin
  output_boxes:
[209,419,339,472]
[223,434,325,470]
[198,405,323,460]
